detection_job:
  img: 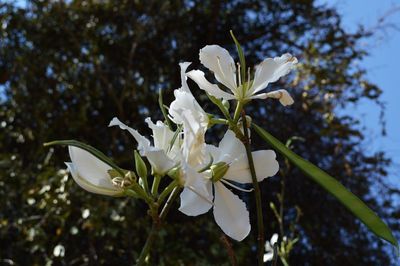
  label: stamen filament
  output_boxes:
[221,179,254,192]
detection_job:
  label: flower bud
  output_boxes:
[134,150,148,179]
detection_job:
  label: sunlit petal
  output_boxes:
[187,70,235,100]
[213,182,251,241]
[199,45,237,91]
[249,53,297,95]
[224,150,279,183]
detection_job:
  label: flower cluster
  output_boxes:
[65,44,297,241]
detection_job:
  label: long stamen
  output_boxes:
[237,62,241,87]
[245,67,251,97]
[221,179,254,192]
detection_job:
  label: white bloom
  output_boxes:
[169,62,208,127]
[65,146,123,196]
[264,233,279,262]
[187,45,297,104]
[169,62,209,167]
[108,117,179,175]
[179,130,279,241]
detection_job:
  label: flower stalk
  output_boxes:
[241,111,264,266]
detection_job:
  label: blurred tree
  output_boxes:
[0,0,397,265]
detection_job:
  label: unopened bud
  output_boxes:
[134,150,148,179]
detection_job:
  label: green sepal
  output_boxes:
[43,139,124,176]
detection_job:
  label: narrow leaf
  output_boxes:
[44,140,124,176]
[158,88,173,130]
[253,123,398,249]
[230,30,246,85]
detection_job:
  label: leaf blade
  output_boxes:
[253,123,398,248]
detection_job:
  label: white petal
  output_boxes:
[204,144,221,162]
[66,163,120,196]
[145,117,176,152]
[179,165,213,216]
[213,182,250,241]
[169,88,208,125]
[109,117,175,175]
[224,150,279,183]
[108,117,151,151]
[271,233,279,245]
[187,70,235,100]
[67,147,122,196]
[263,252,274,262]
[249,53,297,95]
[180,109,207,166]
[179,62,192,92]
[217,130,246,163]
[144,149,176,175]
[199,45,237,91]
[252,89,294,106]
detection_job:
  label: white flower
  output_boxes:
[169,62,208,127]
[65,146,124,196]
[169,62,209,167]
[108,117,179,175]
[179,130,279,241]
[187,45,297,104]
[264,233,279,262]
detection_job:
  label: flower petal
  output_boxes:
[66,162,120,196]
[179,165,213,216]
[270,233,279,245]
[224,150,279,183]
[249,53,297,95]
[145,149,176,175]
[145,117,177,153]
[217,130,246,163]
[187,70,236,100]
[109,117,151,151]
[213,182,251,241]
[199,45,237,91]
[263,252,274,262]
[179,62,192,92]
[109,117,175,175]
[67,146,122,196]
[251,89,294,106]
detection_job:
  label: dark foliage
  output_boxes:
[0,0,396,265]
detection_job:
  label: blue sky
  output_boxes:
[319,0,400,185]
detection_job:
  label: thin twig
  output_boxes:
[220,234,237,266]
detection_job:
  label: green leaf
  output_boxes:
[253,123,398,249]
[230,30,246,85]
[43,140,124,176]
[158,88,173,130]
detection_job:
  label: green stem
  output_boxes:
[136,186,182,265]
[157,180,178,205]
[233,101,244,123]
[241,111,264,266]
[130,182,153,204]
[151,175,161,197]
[136,222,158,265]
